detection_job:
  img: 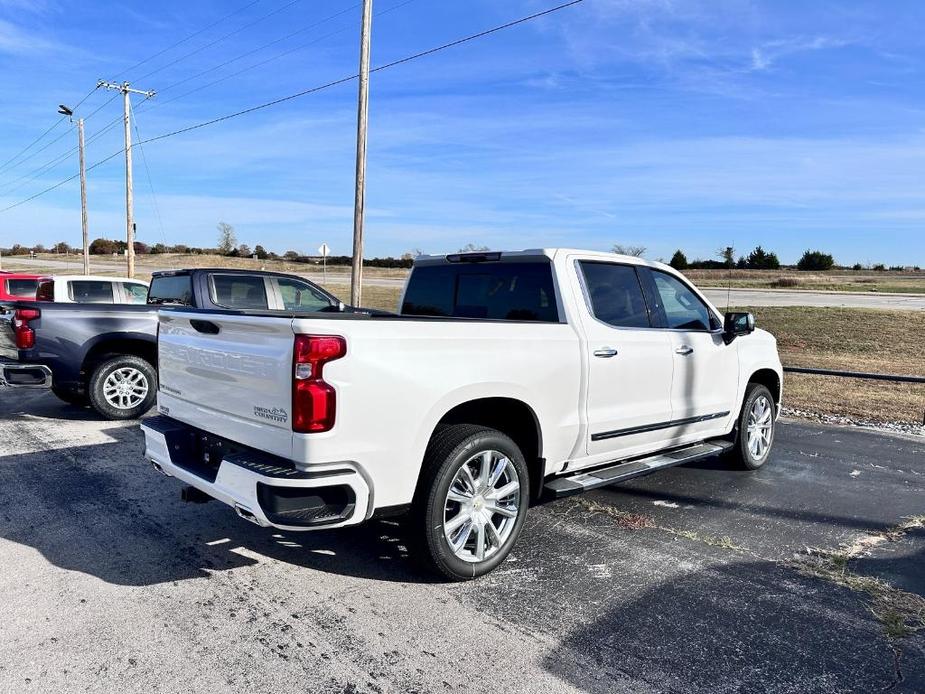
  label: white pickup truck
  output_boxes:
[141,249,782,580]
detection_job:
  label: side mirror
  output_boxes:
[723,311,755,344]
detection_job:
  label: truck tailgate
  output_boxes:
[157,310,296,454]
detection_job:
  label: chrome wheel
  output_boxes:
[102,367,149,410]
[443,450,521,563]
[746,394,773,461]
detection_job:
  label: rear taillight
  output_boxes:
[13,308,40,349]
[292,335,346,433]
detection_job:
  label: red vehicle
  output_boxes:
[0,272,47,301]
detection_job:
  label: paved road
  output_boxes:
[701,287,925,310]
[0,389,922,693]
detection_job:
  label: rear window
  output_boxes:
[579,261,650,328]
[5,279,38,297]
[35,281,54,302]
[69,280,114,303]
[148,274,193,305]
[401,261,559,322]
[210,274,269,310]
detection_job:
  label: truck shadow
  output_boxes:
[539,557,914,694]
[0,429,427,586]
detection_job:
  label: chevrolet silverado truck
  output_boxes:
[1,268,344,419]
[141,249,782,580]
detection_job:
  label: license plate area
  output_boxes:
[166,428,242,483]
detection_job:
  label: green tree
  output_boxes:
[797,249,835,271]
[717,246,736,268]
[89,237,117,255]
[254,244,269,260]
[669,250,688,270]
[745,245,781,270]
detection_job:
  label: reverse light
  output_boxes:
[292,334,346,433]
[13,308,40,349]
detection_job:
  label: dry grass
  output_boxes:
[685,268,925,294]
[794,516,925,639]
[737,306,925,424]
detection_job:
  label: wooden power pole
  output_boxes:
[350,0,373,307]
[77,118,89,275]
[98,81,155,278]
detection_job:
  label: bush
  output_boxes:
[851,263,863,271]
[772,278,800,288]
[797,249,835,271]
[745,245,781,270]
[872,263,886,271]
[669,250,688,270]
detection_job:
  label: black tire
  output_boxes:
[52,386,90,407]
[88,354,157,420]
[727,383,776,470]
[412,424,530,581]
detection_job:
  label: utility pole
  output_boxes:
[349,0,373,307]
[98,81,155,278]
[78,118,89,274]
[57,104,90,274]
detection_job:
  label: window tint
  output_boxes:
[121,282,148,304]
[69,280,114,303]
[401,262,559,322]
[651,271,714,331]
[211,274,268,310]
[148,274,193,305]
[277,278,333,311]
[5,279,39,297]
[579,262,650,328]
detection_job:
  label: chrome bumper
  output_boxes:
[141,416,371,531]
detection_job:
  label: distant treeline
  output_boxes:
[668,245,917,272]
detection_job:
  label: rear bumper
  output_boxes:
[140,416,371,531]
[0,360,52,388]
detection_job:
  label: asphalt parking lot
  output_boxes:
[0,390,922,694]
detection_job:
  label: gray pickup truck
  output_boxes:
[0,268,343,419]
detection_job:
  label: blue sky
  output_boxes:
[0,0,922,265]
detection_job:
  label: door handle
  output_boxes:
[675,345,694,356]
[593,347,618,358]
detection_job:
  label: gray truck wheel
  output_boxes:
[88,355,157,420]
[414,424,530,581]
[727,383,776,470]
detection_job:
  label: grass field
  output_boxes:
[735,306,924,426]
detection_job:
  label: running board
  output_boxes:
[543,440,733,499]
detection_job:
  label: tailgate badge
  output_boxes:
[254,406,288,423]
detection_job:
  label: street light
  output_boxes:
[58,103,89,274]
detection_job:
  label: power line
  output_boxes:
[114,0,264,80]
[129,101,168,245]
[0,86,98,175]
[134,0,303,83]
[138,0,413,113]
[0,1,585,214]
[140,0,585,145]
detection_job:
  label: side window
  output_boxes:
[650,271,714,331]
[210,274,268,310]
[579,261,650,328]
[121,282,148,304]
[277,278,333,311]
[69,280,114,303]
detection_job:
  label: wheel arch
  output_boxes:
[423,397,545,502]
[80,334,157,382]
[747,367,781,408]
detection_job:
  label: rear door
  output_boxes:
[573,260,675,461]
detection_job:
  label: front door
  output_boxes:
[645,268,739,441]
[574,260,675,461]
